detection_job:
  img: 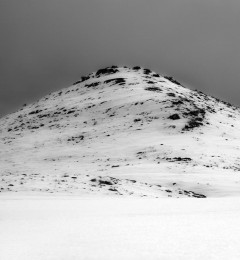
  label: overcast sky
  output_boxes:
[1,0,240,116]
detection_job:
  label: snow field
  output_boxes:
[1,197,240,260]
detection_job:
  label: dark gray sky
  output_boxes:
[1,0,240,116]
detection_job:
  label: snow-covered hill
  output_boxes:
[1,66,240,197]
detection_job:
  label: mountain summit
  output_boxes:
[1,66,240,197]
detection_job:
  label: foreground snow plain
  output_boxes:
[1,196,240,260]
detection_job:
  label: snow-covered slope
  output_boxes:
[1,66,240,197]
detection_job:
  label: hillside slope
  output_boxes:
[1,66,240,197]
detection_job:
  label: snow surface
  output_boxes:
[1,66,240,259]
[1,196,240,260]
